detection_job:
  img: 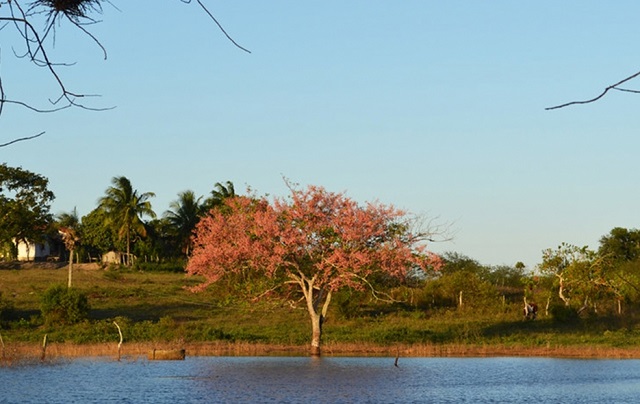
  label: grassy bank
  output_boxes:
[2,265,640,358]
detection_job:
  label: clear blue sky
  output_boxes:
[3,1,640,269]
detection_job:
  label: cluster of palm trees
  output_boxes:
[57,176,236,266]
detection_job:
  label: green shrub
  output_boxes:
[0,291,14,321]
[549,304,579,323]
[40,285,90,325]
[102,268,125,281]
[333,290,365,319]
[133,261,186,273]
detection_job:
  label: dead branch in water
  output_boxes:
[113,321,123,361]
[40,334,48,361]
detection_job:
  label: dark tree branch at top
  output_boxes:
[0,132,45,148]
[1,0,250,148]
[188,0,251,54]
[546,70,640,110]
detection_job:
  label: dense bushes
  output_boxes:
[133,260,186,273]
[549,304,579,323]
[40,285,90,325]
[0,291,13,322]
[417,272,499,310]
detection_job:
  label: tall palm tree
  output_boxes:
[57,207,80,287]
[57,207,80,229]
[163,190,204,256]
[204,180,236,211]
[98,176,156,266]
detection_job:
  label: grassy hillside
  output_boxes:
[2,264,640,356]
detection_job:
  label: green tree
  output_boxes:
[423,271,497,310]
[40,285,90,325]
[57,208,80,229]
[538,243,614,315]
[427,252,495,308]
[98,176,156,266]
[439,252,489,278]
[0,164,55,260]
[132,218,176,262]
[597,228,640,312]
[486,264,526,288]
[204,181,236,211]
[80,208,117,261]
[163,190,204,257]
[598,227,640,263]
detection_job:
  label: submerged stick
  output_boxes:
[114,321,123,361]
[41,334,48,361]
[394,347,399,367]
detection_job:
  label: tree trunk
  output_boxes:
[557,275,570,306]
[298,274,332,356]
[126,229,131,266]
[67,248,74,288]
[310,312,322,357]
[545,295,551,317]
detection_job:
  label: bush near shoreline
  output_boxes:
[2,264,640,360]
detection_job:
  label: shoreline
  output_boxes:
[3,341,640,362]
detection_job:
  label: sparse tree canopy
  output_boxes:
[538,242,614,314]
[186,184,442,355]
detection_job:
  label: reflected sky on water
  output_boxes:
[2,356,640,403]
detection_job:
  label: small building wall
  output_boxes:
[15,240,51,261]
[102,251,122,265]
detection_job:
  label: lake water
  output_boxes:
[2,356,640,403]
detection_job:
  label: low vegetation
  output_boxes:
[2,263,640,359]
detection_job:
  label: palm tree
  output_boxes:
[57,207,80,287]
[98,176,156,266]
[204,180,236,211]
[57,208,80,229]
[163,190,204,257]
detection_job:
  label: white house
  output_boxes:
[15,239,52,261]
[102,251,123,265]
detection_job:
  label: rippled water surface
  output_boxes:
[2,356,640,403]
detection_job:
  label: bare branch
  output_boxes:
[0,0,250,147]
[546,70,640,110]
[183,0,251,53]
[353,274,401,303]
[0,131,45,148]
[612,87,640,94]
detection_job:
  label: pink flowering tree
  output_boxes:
[186,185,442,355]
